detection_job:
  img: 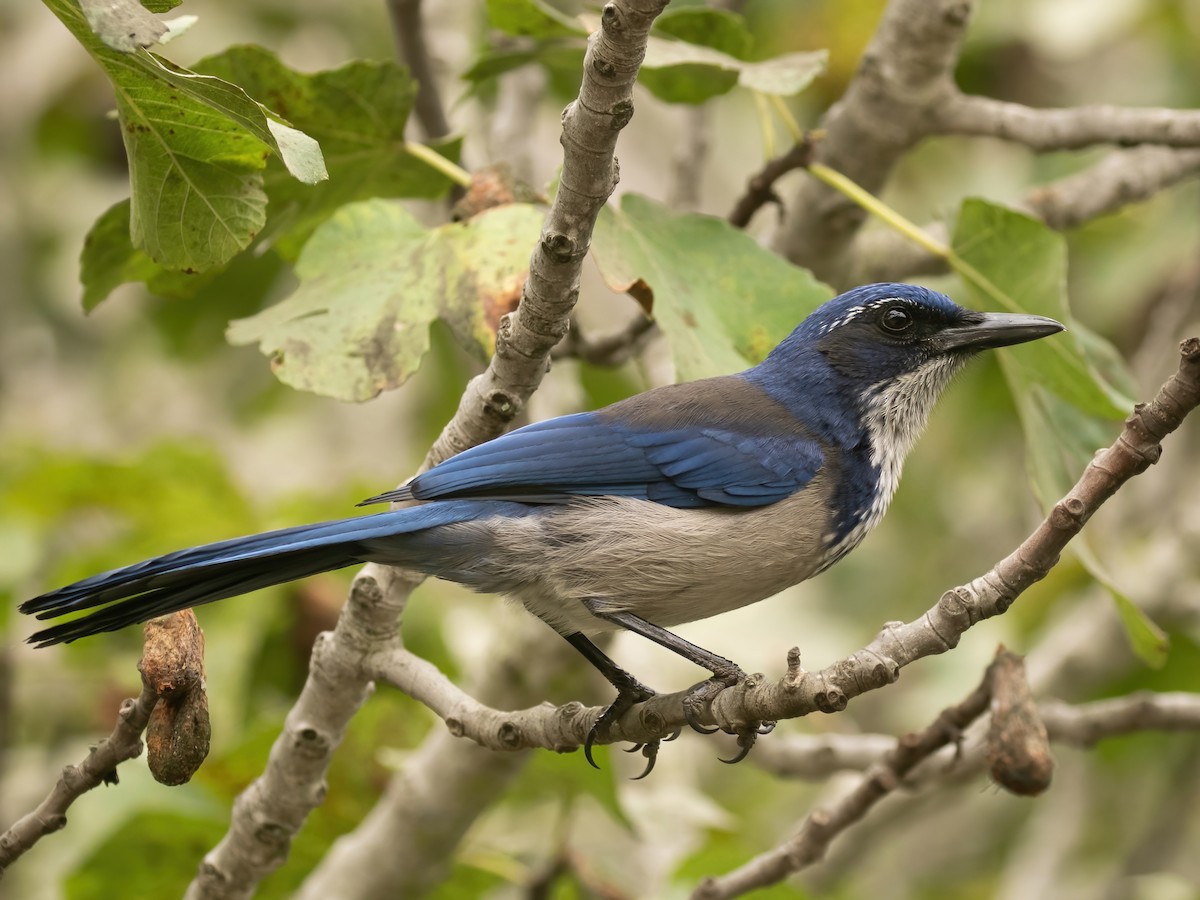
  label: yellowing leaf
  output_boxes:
[228,201,544,402]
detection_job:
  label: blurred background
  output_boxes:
[2,0,1199,897]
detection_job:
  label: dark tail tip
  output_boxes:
[356,487,413,507]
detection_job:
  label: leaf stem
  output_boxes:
[806,162,952,260]
[769,95,805,144]
[753,92,777,160]
[404,141,472,187]
[805,162,1031,313]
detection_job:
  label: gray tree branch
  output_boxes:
[1027,146,1200,230]
[932,94,1200,151]
[753,692,1200,781]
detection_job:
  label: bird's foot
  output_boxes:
[585,676,668,779]
[681,667,774,765]
[681,666,745,734]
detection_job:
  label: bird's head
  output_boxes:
[752,282,1064,453]
[790,283,1064,386]
[763,282,1062,395]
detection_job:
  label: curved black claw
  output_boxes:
[584,680,657,770]
[631,741,661,780]
[684,701,720,735]
[718,743,754,765]
[663,725,684,742]
[583,730,603,770]
[718,719,776,764]
[719,729,758,765]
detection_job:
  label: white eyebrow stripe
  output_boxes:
[818,296,917,335]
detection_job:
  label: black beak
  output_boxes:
[934,311,1065,353]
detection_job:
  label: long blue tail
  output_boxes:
[21,501,521,647]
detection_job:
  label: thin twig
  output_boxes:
[552,314,656,366]
[753,691,1200,781]
[736,689,1200,897]
[0,683,159,871]
[694,682,1200,897]
[727,138,817,229]
[386,0,451,141]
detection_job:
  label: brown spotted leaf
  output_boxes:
[227,200,544,401]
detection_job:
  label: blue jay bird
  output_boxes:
[21,283,1063,775]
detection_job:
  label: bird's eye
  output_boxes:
[879,305,914,334]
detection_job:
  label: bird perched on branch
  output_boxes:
[21,283,1063,776]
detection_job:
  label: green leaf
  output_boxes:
[654,8,754,60]
[951,198,1157,664]
[1010,387,1168,669]
[638,7,753,103]
[47,0,327,275]
[952,198,1134,418]
[80,200,165,309]
[79,200,235,309]
[1011,384,1114,511]
[641,38,826,104]
[80,48,467,307]
[465,7,822,105]
[194,47,460,257]
[591,194,833,381]
[462,42,586,94]
[228,200,544,402]
[1082,544,1170,669]
[134,53,327,184]
[951,199,1132,508]
[465,44,558,83]
[486,0,585,38]
[115,78,269,273]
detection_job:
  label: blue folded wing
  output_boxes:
[361,376,826,510]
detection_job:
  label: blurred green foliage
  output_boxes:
[3,0,1199,897]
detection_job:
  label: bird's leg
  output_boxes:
[563,632,675,779]
[581,602,770,764]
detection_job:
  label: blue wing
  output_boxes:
[361,375,825,510]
